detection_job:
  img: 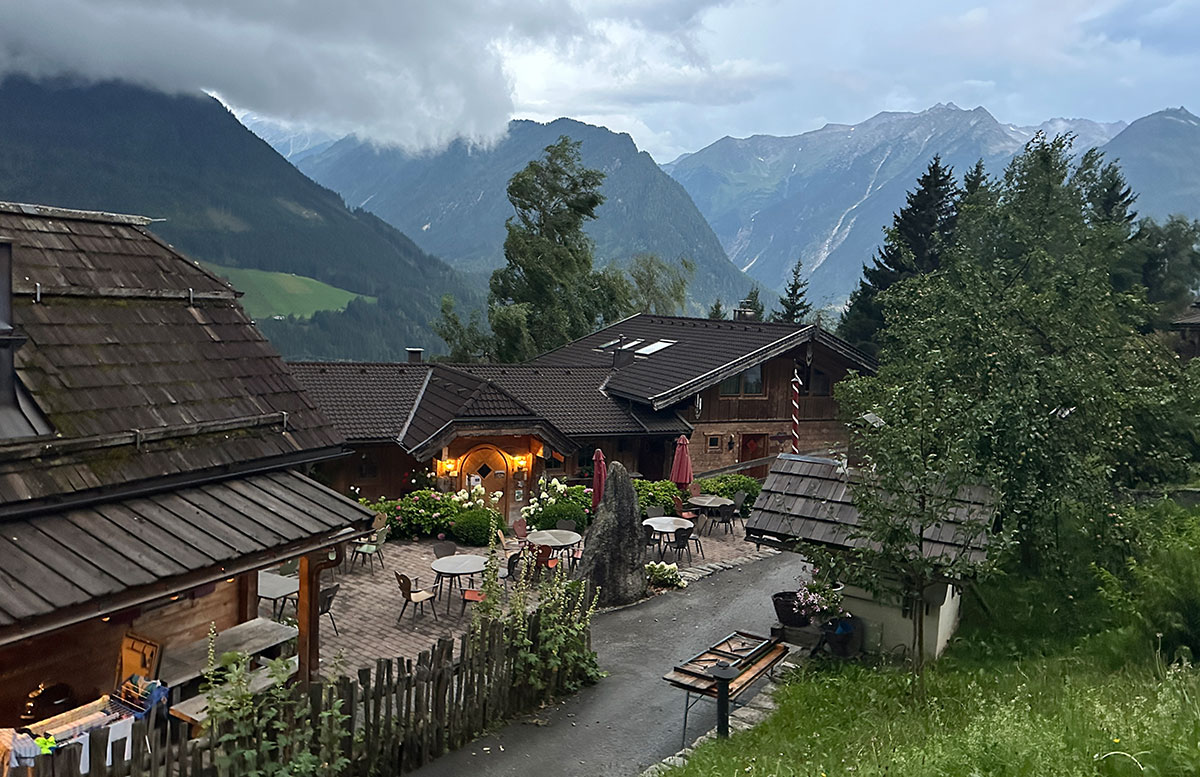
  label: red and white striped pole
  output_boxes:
[791,365,801,454]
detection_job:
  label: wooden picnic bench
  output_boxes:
[169,657,299,736]
[662,631,789,747]
[159,617,297,703]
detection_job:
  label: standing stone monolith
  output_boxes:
[572,461,648,606]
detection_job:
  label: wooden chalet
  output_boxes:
[530,314,877,477]
[746,454,991,658]
[0,202,374,728]
[291,315,875,518]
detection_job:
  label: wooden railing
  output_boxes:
[23,614,583,776]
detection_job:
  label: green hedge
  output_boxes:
[534,500,586,531]
[451,507,501,546]
[633,479,684,517]
[695,474,760,516]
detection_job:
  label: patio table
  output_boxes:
[525,529,581,548]
[257,570,299,619]
[431,555,487,615]
[687,494,733,533]
[642,516,694,536]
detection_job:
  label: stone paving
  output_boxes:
[264,520,777,675]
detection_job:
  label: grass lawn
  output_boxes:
[201,262,376,319]
[663,584,1200,776]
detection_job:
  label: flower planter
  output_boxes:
[772,591,812,627]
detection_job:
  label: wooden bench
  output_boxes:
[159,618,297,703]
[169,656,298,735]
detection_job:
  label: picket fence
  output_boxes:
[27,613,586,776]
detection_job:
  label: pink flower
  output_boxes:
[437,532,446,540]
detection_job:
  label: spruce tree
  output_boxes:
[771,256,812,325]
[837,156,960,357]
[707,298,726,320]
[742,287,765,320]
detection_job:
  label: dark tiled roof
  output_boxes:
[460,364,692,437]
[746,454,991,565]
[0,203,344,513]
[0,470,372,637]
[399,365,538,450]
[530,314,877,409]
[288,362,427,442]
[1173,302,1200,328]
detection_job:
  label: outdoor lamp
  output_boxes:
[708,659,740,738]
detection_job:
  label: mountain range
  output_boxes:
[0,76,474,359]
[661,103,1165,304]
[295,118,752,308]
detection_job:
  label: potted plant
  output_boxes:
[771,578,845,628]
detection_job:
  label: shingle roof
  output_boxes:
[746,454,992,565]
[0,203,344,514]
[460,365,692,437]
[1173,302,1200,328]
[399,365,539,451]
[530,314,877,409]
[288,362,427,442]
[0,470,371,642]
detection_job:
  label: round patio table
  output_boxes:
[687,494,734,509]
[526,529,582,548]
[642,516,694,535]
[431,555,487,615]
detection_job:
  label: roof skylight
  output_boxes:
[635,340,676,355]
[619,339,645,350]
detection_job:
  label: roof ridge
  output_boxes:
[0,200,154,225]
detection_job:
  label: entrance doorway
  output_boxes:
[739,433,769,478]
[459,445,511,523]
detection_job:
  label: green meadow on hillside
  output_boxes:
[203,263,375,320]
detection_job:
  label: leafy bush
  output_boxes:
[633,479,683,516]
[521,477,592,528]
[1098,499,1200,660]
[393,489,460,538]
[534,500,586,531]
[451,507,502,547]
[563,484,594,516]
[646,561,687,589]
[696,473,761,517]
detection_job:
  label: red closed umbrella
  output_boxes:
[591,448,607,512]
[669,435,693,489]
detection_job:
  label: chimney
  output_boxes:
[733,301,758,321]
[406,347,424,364]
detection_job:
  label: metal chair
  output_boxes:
[646,505,666,518]
[318,585,340,635]
[555,519,577,532]
[395,572,438,622]
[732,491,749,528]
[431,541,457,596]
[643,524,661,555]
[350,524,390,573]
[710,502,736,535]
[664,528,694,563]
[534,544,559,579]
[497,549,522,587]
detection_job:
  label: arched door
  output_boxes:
[459,445,511,523]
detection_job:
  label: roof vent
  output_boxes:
[406,347,424,364]
[733,301,759,321]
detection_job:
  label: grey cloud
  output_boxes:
[0,0,586,150]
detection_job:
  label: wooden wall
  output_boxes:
[0,581,240,726]
[315,444,423,500]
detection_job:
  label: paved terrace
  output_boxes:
[260,526,774,674]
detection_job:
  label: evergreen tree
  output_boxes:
[742,287,765,320]
[708,298,726,320]
[770,256,812,325]
[438,136,629,362]
[837,156,959,356]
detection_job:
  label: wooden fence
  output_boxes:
[26,614,587,776]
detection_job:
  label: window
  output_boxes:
[719,365,766,397]
[811,368,831,396]
[597,337,621,349]
[635,339,676,355]
[357,454,379,480]
[619,339,645,350]
[706,435,720,452]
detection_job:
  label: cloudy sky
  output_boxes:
[0,0,1195,161]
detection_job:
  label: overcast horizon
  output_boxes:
[1,0,1196,161]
